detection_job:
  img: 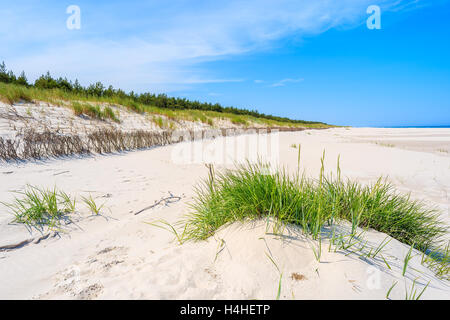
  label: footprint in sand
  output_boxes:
[89,246,129,271]
[77,283,104,300]
[37,264,99,299]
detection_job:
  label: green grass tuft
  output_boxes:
[70,102,120,122]
[183,158,447,258]
[103,106,120,123]
[0,185,76,229]
[81,194,105,215]
[0,82,32,104]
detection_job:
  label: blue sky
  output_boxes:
[1,0,449,126]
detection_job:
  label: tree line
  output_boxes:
[0,62,324,125]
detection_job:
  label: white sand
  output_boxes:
[0,127,449,299]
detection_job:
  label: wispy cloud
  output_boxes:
[208,92,223,97]
[181,78,245,84]
[0,0,427,92]
[270,78,304,87]
[385,0,429,12]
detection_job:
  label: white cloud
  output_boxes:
[1,0,427,91]
[270,78,305,87]
[208,92,223,97]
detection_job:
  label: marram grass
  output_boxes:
[1,185,105,229]
[183,155,447,256]
[71,102,120,123]
[0,185,76,229]
[0,82,332,129]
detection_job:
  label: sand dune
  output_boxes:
[0,128,449,299]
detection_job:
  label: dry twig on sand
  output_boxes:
[134,192,182,215]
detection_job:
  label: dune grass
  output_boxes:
[1,186,108,229]
[178,153,449,280]
[421,243,450,279]
[183,153,447,257]
[81,194,105,215]
[0,82,331,129]
[71,102,120,122]
[0,127,176,161]
[0,185,76,229]
[0,82,32,104]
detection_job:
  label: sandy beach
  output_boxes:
[0,127,449,300]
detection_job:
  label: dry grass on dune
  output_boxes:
[0,128,172,161]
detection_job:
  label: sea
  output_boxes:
[372,126,450,129]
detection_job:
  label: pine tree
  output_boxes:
[0,61,10,83]
[16,71,29,86]
[73,79,83,93]
[7,70,16,83]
